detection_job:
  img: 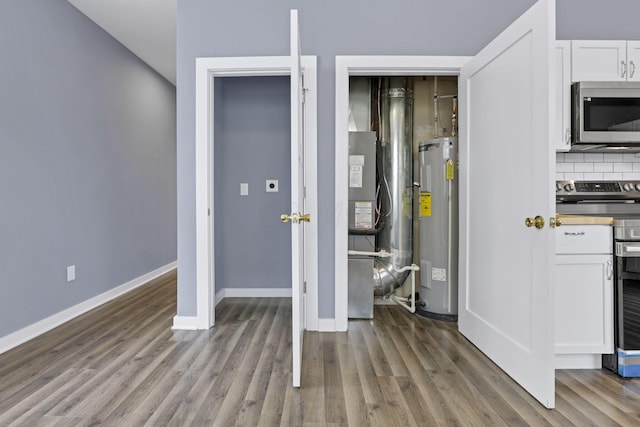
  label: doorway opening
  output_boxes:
[213,76,292,303]
[345,75,460,322]
[334,56,470,331]
[192,56,318,332]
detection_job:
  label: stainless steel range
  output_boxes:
[557,180,640,216]
[557,180,640,376]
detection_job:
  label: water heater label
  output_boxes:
[420,192,432,217]
[432,267,447,282]
[354,201,373,229]
[446,159,455,180]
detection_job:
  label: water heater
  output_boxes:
[417,137,458,321]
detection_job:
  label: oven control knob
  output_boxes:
[556,182,563,192]
[563,183,574,192]
[635,184,640,191]
[624,183,633,191]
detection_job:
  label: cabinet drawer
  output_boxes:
[556,225,612,254]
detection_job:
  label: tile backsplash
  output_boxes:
[556,153,640,181]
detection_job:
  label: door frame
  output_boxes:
[334,56,471,331]
[195,56,318,330]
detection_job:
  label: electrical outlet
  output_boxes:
[67,265,76,282]
[266,179,278,192]
[240,182,249,196]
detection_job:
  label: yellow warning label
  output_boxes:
[420,192,432,217]
[446,159,455,181]
[403,194,409,217]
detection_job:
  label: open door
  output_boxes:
[289,9,306,388]
[458,0,556,408]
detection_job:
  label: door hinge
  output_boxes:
[303,281,307,293]
[302,87,308,104]
[303,186,306,199]
[208,208,211,216]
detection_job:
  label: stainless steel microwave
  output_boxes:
[572,81,640,150]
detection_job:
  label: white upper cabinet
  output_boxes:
[627,41,640,80]
[571,40,640,81]
[555,41,571,151]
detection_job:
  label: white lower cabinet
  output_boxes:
[555,225,614,369]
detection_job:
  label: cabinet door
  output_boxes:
[627,41,640,81]
[571,40,627,82]
[555,254,614,354]
[555,41,571,151]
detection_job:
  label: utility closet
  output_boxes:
[347,75,460,322]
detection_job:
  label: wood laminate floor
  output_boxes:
[1,270,640,426]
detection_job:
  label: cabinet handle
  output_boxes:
[631,60,636,78]
[622,60,627,78]
[564,231,585,236]
[606,259,613,280]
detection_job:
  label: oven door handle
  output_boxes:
[607,259,613,280]
[616,242,640,257]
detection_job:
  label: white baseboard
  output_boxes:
[173,287,308,331]
[215,289,225,307]
[555,353,602,369]
[0,261,177,356]
[171,316,200,330]
[211,287,292,307]
[213,287,293,306]
[220,287,292,298]
[318,318,336,332]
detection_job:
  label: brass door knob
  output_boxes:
[524,215,545,229]
[281,213,311,224]
[281,213,299,224]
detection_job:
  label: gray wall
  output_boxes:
[177,0,640,319]
[0,0,177,337]
[214,77,291,290]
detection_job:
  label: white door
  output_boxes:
[458,0,556,408]
[289,9,306,388]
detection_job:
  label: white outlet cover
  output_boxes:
[67,265,76,282]
[240,182,249,196]
[266,179,278,192]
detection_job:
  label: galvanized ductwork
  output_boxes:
[374,78,414,296]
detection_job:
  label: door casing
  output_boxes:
[194,56,318,330]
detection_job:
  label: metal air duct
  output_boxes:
[374,78,414,296]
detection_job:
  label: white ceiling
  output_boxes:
[67,0,176,85]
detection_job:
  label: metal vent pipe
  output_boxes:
[374,78,414,296]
